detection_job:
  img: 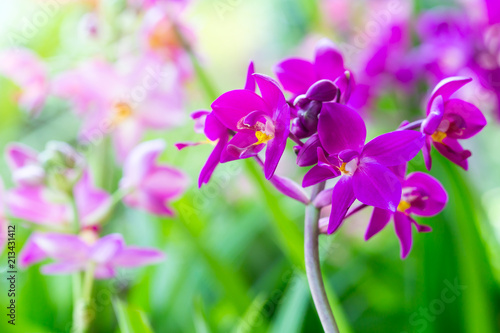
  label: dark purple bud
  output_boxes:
[306,79,338,102]
[296,134,322,167]
[334,71,354,104]
[291,117,310,139]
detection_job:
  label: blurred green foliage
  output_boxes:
[0,0,499,332]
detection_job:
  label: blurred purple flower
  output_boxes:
[303,103,424,234]
[365,170,448,259]
[19,232,164,279]
[0,49,48,116]
[52,56,185,161]
[120,139,189,216]
[421,77,487,170]
[7,170,111,228]
[5,143,45,186]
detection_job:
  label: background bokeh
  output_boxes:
[0,0,499,332]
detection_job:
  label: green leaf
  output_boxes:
[112,298,154,333]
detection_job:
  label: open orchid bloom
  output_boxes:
[421,77,487,170]
[19,232,164,278]
[120,139,189,216]
[52,56,185,161]
[0,49,48,116]
[212,74,290,179]
[365,170,448,259]
[303,103,425,234]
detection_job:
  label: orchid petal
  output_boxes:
[199,135,228,187]
[112,246,165,268]
[353,162,402,212]
[365,208,392,240]
[297,134,322,167]
[90,234,125,263]
[269,175,310,204]
[244,61,256,92]
[212,89,269,131]
[273,58,316,96]
[327,176,356,234]
[433,138,470,170]
[361,130,424,166]
[443,99,487,139]
[318,103,366,155]
[394,212,413,259]
[253,73,287,114]
[302,164,340,188]
[428,76,472,114]
[404,172,448,216]
[314,38,345,81]
[422,95,444,135]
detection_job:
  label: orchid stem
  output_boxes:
[305,182,339,333]
[397,119,424,131]
[69,191,80,234]
[289,132,305,147]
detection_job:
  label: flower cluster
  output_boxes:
[2,139,187,278]
[188,38,487,258]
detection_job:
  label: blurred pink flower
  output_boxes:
[19,232,164,278]
[140,7,193,80]
[120,139,189,216]
[52,56,185,160]
[5,143,45,186]
[7,170,110,229]
[0,49,48,116]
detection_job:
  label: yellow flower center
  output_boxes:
[112,102,133,125]
[397,200,411,213]
[339,162,349,175]
[431,131,447,144]
[255,131,274,144]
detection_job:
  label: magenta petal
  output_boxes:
[90,234,125,263]
[204,112,227,141]
[353,161,402,212]
[94,264,116,279]
[393,212,413,259]
[253,74,287,113]
[297,134,322,167]
[33,233,89,262]
[212,90,269,131]
[221,130,260,162]
[5,143,38,170]
[428,76,472,114]
[314,38,345,81]
[41,261,86,275]
[404,172,448,216]
[327,176,356,234]
[433,138,470,170]
[318,103,366,155]
[273,58,316,95]
[422,136,432,170]
[199,135,228,187]
[112,246,165,268]
[365,208,392,240]
[302,164,340,187]
[244,61,256,92]
[313,188,333,208]
[19,234,47,268]
[443,99,487,139]
[334,71,354,104]
[264,102,290,180]
[74,170,111,226]
[422,95,444,135]
[269,175,310,204]
[362,130,424,166]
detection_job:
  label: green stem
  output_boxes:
[70,192,80,234]
[304,182,339,333]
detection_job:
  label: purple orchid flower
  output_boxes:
[303,103,425,234]
[19,232,164,278]
[421,77,487,170]
[211,73,290,179]
[120,139,189,216]
[274,38,347,101]
[365,169,448,259]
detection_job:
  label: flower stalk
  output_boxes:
[304,182,339,333]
